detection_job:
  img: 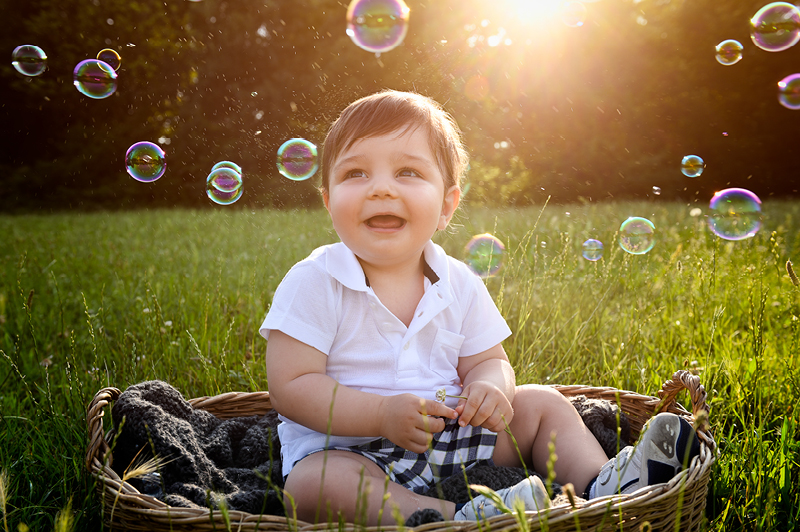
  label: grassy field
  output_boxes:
[1,200,799,531]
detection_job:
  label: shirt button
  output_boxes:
[383,322,392,328]
[417,311,423,317]
[403,343,410,350]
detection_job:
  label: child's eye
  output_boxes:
[344,170,365,179]
[398,168,421,178]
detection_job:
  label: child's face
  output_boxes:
[323,126,460,271]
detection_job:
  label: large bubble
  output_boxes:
[346,0,410,54]
[464,234,505,278]
[778,73,800,110]
[707,188,762,240]
[715,39,743,65]
[582,239,604,261]
[619,217,655,255]
[277,138,318,181]
[73,59,118,99]
[750,2,800,52]
[96,48,121,71]
[12,45,47,76]
[125,142,166,182]
[681,155,705,178]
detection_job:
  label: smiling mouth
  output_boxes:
[366,215,406,229]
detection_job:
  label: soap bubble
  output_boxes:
[277,138,318,181]
[73,59,117,99]
[560,1,587,27]
[715,39,743,65]
[681,155,705,178]
[778,73,800,110]
[346,0,410,54]
[207,167,243,193]
[211,160,243,176]
[125,142,166,182]
[619,217,655,255]
[652,186,662,195]
[96,48,121,71]
[12,45,47,76]
[707,188,762,240]
[750,2,800,52]
[206,185,243,206]
[464,234,505,278]
[582,239,604,261]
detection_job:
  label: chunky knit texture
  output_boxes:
[110,381,630,521]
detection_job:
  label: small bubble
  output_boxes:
[689,207,703,217]
[126,142,166,182]
[681,155,705,178]
[465,234,505,278]
[652,186,662,195]
[582,239,604,261]
[96,48,121,71]
[707,188,762,240]
[778,73,800,110]
[715,39,743,65]
[106,18,114,25]
[73,59,117,99]
[277,138,318,181]
[346,0,410,54]
[560,1,587,27]
[12,45,47,76]
[619,217,655,255]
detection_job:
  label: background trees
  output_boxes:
[2,0,798,211]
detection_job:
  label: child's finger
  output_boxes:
[420,398,457,419]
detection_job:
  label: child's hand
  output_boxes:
[379,394,457,453]
[455,381,513,432]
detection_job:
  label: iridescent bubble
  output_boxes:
[346,0,410,54]
[560,1,587,27]
[73,59,118,99]
[681,155,705,178]
[464,234,505,278]
[12,45,47,76]
[207,185,243,206]
[211,160,243,176]
[715,39,743,65]
[778,73,800,110]
[619,217,655,255]
[277,138,318,181]
[96,48,121,71]
[750,2,800,52]
[707,188,762,240]
[582,239,604,261]
[652,186,662,195]
[125,142,166,182]
[207,167,243,193]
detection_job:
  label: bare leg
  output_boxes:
[493,384,609,494]
[284,451,456,525]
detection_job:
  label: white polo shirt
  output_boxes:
[260,240,512,477]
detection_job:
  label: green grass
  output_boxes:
[1,201,799,531]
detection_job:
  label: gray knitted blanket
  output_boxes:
[111,380,630,518]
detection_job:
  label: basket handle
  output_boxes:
[655,370,710,421]
[85,387,121,471]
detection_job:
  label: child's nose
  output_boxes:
[368,172,397,197]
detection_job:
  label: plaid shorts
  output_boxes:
[312,418,497,494]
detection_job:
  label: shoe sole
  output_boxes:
[639,414,699,486]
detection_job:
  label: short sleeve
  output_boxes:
[259,262,339,355]
[456,265,513,357]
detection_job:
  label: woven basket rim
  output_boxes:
[86,370,716,531]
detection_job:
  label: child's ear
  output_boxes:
[438,185,461,230]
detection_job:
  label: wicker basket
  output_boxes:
[86,370,715,531]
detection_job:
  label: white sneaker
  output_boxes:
[592,413,699,498]
[454,475,550,520]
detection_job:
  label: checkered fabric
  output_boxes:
[315,418,497,494]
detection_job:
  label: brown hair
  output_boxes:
[321,90,468,194]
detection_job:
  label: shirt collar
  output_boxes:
[324,241,448,292]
